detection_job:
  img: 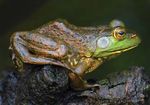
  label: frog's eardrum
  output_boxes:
[97,37,110,48]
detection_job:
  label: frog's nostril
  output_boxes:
[131,34,136,38]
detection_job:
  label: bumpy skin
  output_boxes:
[9,19,141,89]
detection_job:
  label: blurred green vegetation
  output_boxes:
[0,0,149,78]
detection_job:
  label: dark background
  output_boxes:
[0,0,149,79]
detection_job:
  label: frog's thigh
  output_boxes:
[12,32,56,64]
[28,43,68,59]
[23,33,68,58]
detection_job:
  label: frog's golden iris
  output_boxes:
[113,27,126,40]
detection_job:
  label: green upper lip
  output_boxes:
[108,45,138,54]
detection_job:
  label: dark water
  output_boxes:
[0,0,149,78]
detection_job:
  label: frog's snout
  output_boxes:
[131,34,137,38]
[133,34,141,45]
[130,33,141,43]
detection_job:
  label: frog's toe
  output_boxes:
[84,83,101,89]
[93,84,101,89]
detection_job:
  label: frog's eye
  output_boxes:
[113,27,126,40]
[97,37,110,49]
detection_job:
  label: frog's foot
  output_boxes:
[84,83,101,89]
[69,72,100,90]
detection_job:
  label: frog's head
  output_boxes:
[92,20,141,58]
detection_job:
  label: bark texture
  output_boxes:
[0,65,150,105]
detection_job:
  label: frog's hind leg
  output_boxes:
[11,32,65,67]
[18,32,68,59]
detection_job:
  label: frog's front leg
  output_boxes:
[10,32,67,67]
[69,58,103,90]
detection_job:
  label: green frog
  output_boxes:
[9,19,141,90]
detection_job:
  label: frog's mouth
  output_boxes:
[97,45,138,59]
[109,45,138,55]
[94,45,138,58]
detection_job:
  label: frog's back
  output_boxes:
[35,20,105,55]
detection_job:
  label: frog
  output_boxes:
[9,19,141,90]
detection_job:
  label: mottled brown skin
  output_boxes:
[10,20,105,89]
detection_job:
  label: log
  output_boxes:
[0,65,149,105]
